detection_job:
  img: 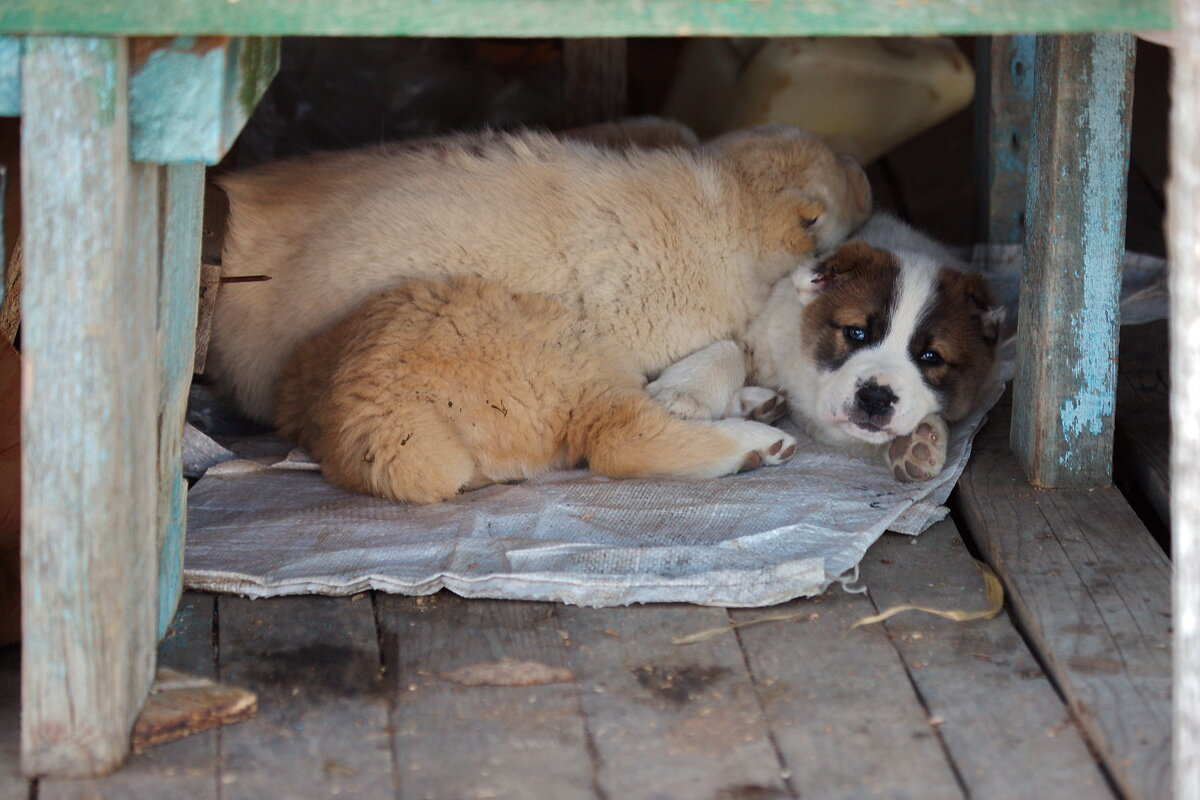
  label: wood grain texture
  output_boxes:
[860,523,1115,800]
[1170,0,1200,794]
[1011,33,1135,488]
[732,588,964,800]
[156,162,204,638]
[958,395,1171,800]
[0,341,18,649]
[40,594,220,800]
[130,37,279,164]
[562,39,626,128]
[20,36,159,777]
[555,603,788,800]
[1114,320,1170,527]
[216,594,394,799]
[974,35,1035,245]
[379,594,596,800]
[0,647,22,800]
[0,0,1172,37]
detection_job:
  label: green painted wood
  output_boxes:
[0,0,1172,37]
[0,37,18,117]
[20,36,159,777]
[1010,33,1135,488]
[156,162,204,638]
[130,37,278,165]
[974,35,1035,245]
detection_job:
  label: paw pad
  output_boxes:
[888,417,948,483]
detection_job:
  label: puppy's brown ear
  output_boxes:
[958,271,1005,346]
[810,241,874,290]
[768,192,824,255]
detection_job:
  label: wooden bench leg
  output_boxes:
[156,162,204,637]
[562,38,626,127]
[974,34,1036,246]
[20,36,158,777]
[1010,33,1136,489]
[1172,1,1200,795]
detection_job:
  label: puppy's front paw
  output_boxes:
[724,386,787,423]
[647,384,712,420]
[715,420,797,473]
[887,414,949,482]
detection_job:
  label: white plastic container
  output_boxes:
[665,37,976,163]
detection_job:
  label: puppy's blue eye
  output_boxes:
[919,350,944,366]
[843,326,867,344]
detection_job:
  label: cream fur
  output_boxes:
[210,124,872,423]
[276,276,798,503]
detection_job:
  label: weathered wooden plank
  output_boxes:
[0,38,16,117]
[0,0,1173,38]
[555,603,788,800]
[562,39,625,128]
[216,594,394,799]
[974,35,1036,245]
[861,523,1115,800]
[732,589,964,799]
[20,36,159,777]
[378,593,596,800]
[156,162,204,638]
[130,37,278,164]
[0,646,25,800]
[957,395,1172,800]
[41,594,220,800]
[1170,1,1200,795]
[1011,33,1136,488]
[0,340,17,650]
[1114,320,1170,527]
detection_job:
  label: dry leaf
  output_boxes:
[851,559,1004,629]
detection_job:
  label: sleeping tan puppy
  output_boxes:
[276,275,801,503]
[210,124,871,427]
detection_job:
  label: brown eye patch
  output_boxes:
[912,267,1001,421]
[802,242,900,372]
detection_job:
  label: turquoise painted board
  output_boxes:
[156,162,204,637]
[1011,34,1135,488]
[130,37,278,164]
[0,37,18,117]
[20,36,158,776]
[0,0,1173,37]
[975,35,1036,245]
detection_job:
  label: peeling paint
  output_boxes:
[128,36,278,164]
[1008,34,1036,102]
[1057,34,1132,462]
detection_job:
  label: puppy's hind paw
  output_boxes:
[724,386,787,424]
[887,414,949,482]
[714,419,797,473]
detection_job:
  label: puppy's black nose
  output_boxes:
[856,382,897,418]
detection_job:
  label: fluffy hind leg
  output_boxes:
[319,399,479,504]
[578,391,796,480]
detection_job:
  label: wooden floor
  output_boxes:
[0,38,1176,800]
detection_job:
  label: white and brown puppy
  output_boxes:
[210,124,871,426]
[649,213,1004,481]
